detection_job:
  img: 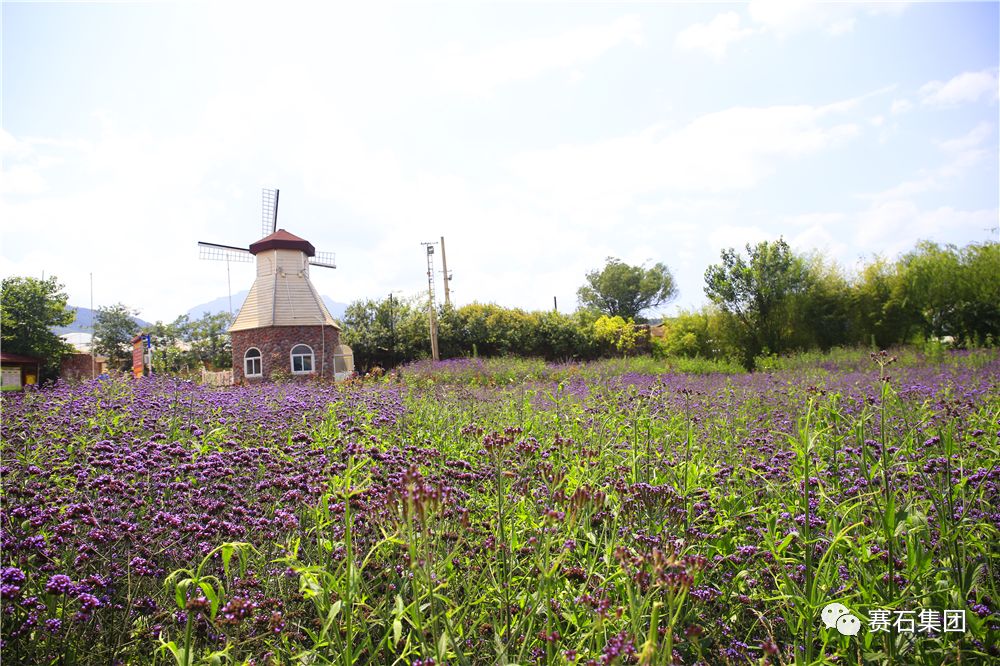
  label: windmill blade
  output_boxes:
[261,188,279,238]
[309,251,337,269]
[198,242,253,263]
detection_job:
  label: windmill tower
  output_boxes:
[198,189,353,382]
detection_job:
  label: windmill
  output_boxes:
[198,189,337,274]
[197,188,352,382]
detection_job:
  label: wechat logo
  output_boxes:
[822,602,861,636]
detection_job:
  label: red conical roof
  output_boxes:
[249,229,315,257]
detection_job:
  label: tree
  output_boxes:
[704,239,809,368]
[593,315,640,357]
[0,276,75,380]
[791,254,855,351]
[188,311,234,369]
[658,306,729,360]
[901,241,1000,345]
[956,242,1000,344]
[94,303,140,370]
[342,296,427,370]
[577,257,678,321]
[851,256,918,348]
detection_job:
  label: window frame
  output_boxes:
[244,347,262,377]
[290,344,315,375]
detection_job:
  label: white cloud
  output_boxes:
[890,98,913,115]
[0,131,61,196]
[920,69,999,107]
[790,224,849,258]
[784,211,849,229]
[675,12,754,60]
[856,201,996,253]
[937,122,993,154]
[429,15,643,96]
[767,201,995,271]
[0,129,33,160]
[868,123,992,201]
[0,166,48,196]
[507,100,861,211]
[747,0,906,37]
[709,225,773,252]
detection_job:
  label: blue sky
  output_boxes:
[2,1,997,323]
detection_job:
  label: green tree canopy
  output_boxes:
[577,257,678,321]
[94,303,140,370]
[342,296,428,370]
[902,241,1000,345]
[0,276,75,380]
[592,315,640,357]
[850,256,918,348]
[704,238,810,368]
[188,311,234,369]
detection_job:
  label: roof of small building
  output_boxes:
[249,229,316,257]
[1,352,42,364]
[61,332,93,352]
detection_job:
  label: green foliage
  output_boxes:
[342,296,430,371]
[443,302,527,357]
[655,307,730,360]
[791,254,855,351]
[343,298,602,370]
[399,355,744,387]
[704,238,811,368]
[850,257,918,348]
[344,240,999,373]
[94,303,140,370]
[187,312,234,369]
[593,315,640,357]
[902,241,1000,345]
[0,275,75,380]
[148,312,234,373]
[577,257,678,321]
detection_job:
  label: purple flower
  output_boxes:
[45,574,73,595]
[0,584,21,600]
[1,567,25,585]
[77,593,101,611]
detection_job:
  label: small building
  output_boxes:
[1,352,42,391]
[60,354,108,382]
[230,229,351,382]
[59,332,108,381]
[332,344,355,381]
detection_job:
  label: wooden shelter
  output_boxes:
[1,352,41,391]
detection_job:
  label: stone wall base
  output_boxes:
[231,325,341,383]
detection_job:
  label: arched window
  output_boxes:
[290,344,314,374]
[244,348,262,377]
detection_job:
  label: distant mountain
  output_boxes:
[186,292,348,321]
[186,291,251,320]
[54,306,152,335]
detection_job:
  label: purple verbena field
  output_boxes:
[1,351,998,665]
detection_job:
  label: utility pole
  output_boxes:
[421,242,440,361]
[387,293,397,368]
[440,236,452,306]
[90,273,96,379]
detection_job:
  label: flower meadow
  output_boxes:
[1,352,998,665]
